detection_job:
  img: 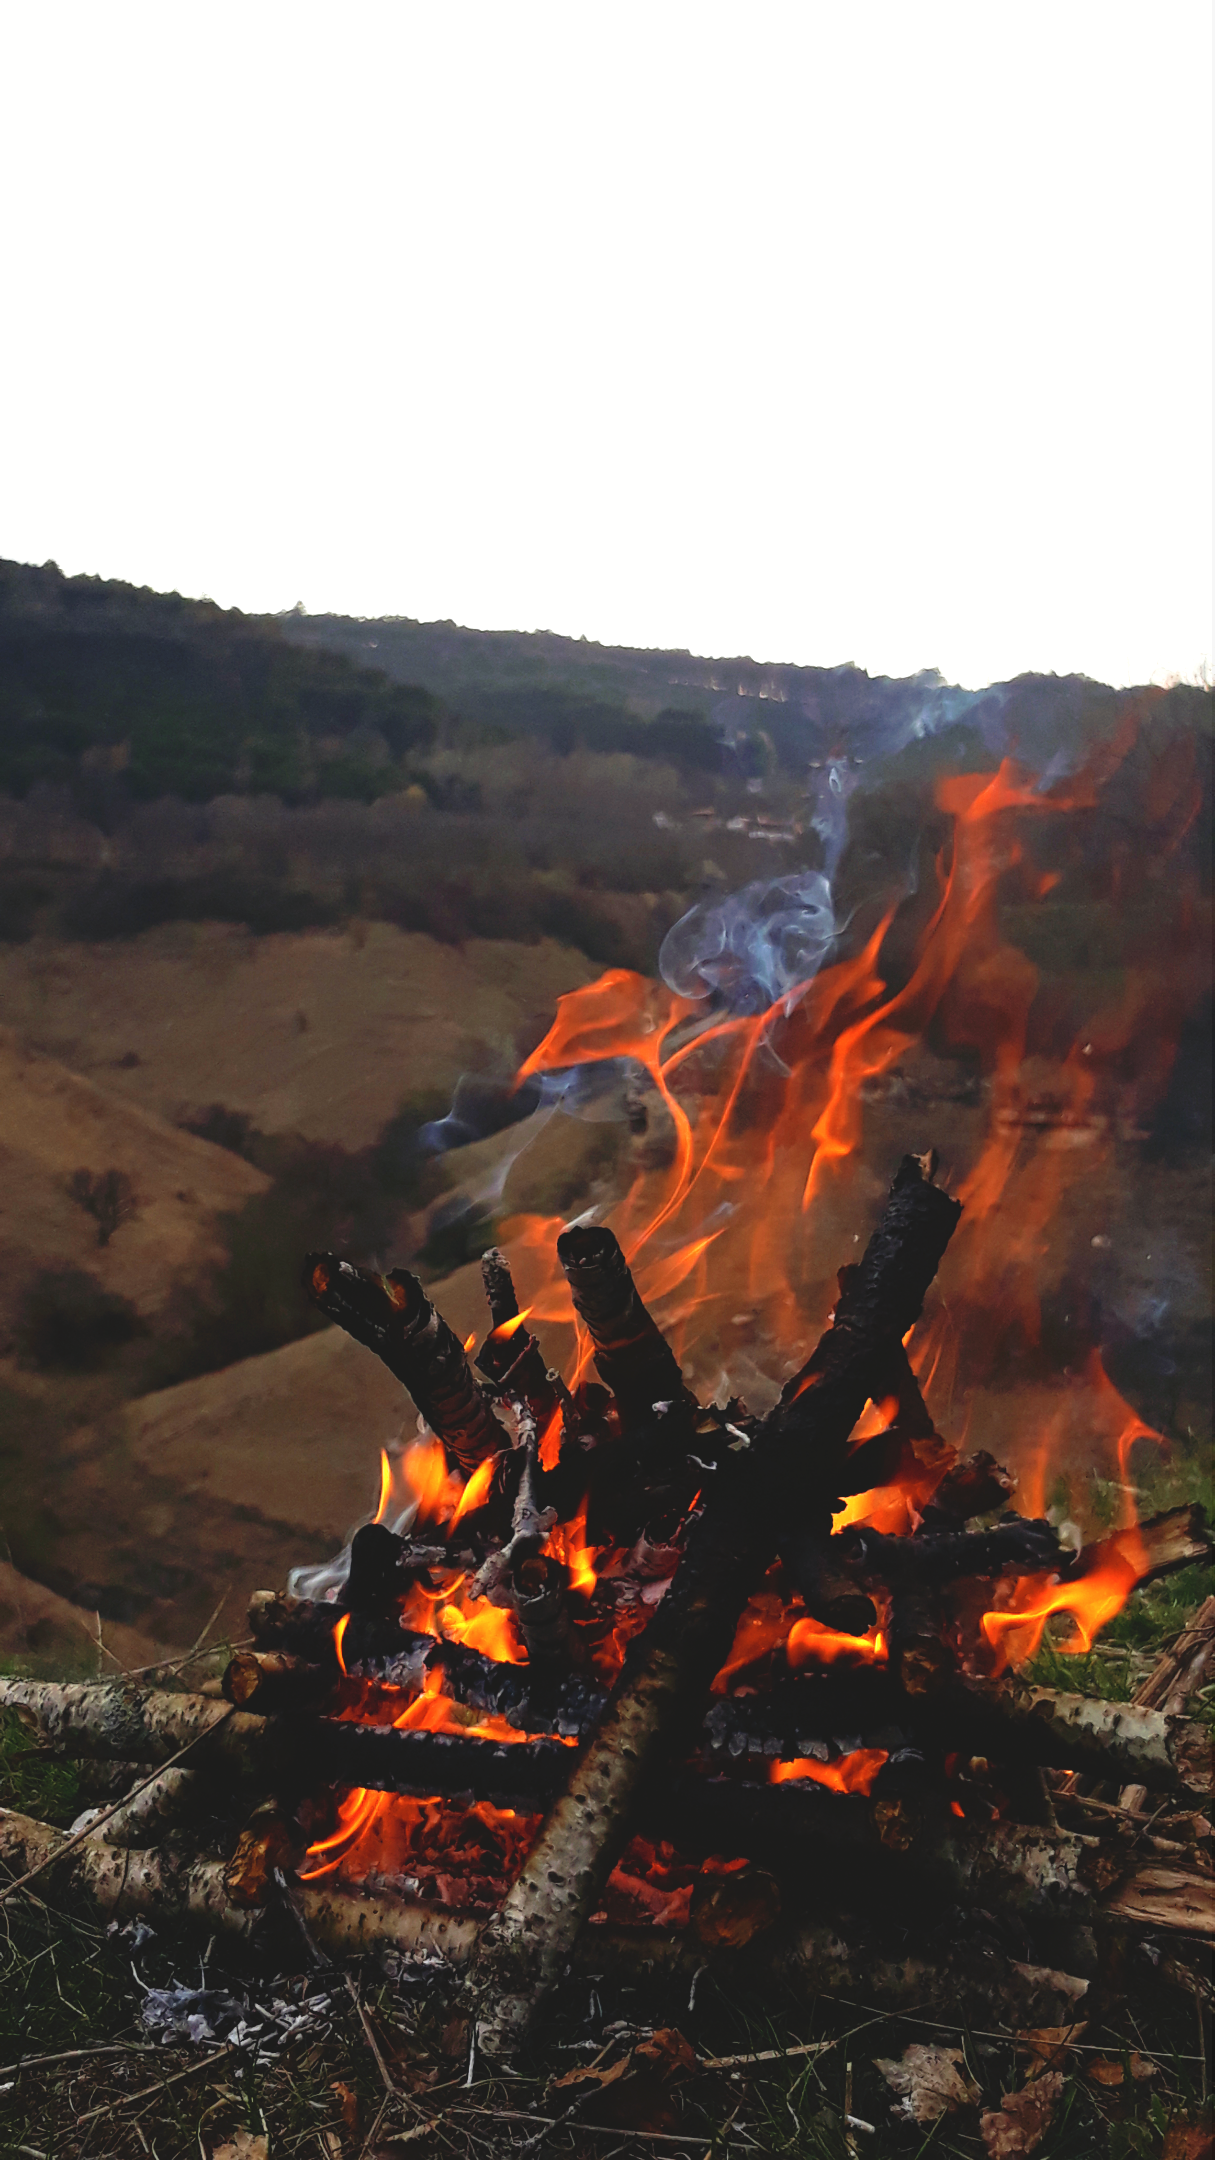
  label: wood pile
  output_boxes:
[2,1153,1211,2059]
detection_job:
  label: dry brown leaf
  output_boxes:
[1085,2053,1156,2088]
[691,1866,781,1949]
[212,2135,269,2160]
[874,2043,980,2122]
[332,2075,361,2130]
[1015,2023,1088,2074]
[549,2054,633,2097]
[549,2027,696,2133]
[1162,2123,1215,2160]
[980,2072,1065,2157]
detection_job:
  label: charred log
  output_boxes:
[843,1515,1064,1590]
[556,1224,692,1422]
[1066,1505,1212,1586]
[303,1254,506,1474]
[222,1653,331,1714]
[922,1451,1016,1526]
[475,1247,558,1422]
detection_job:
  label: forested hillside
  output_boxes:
[1,556,1209,977]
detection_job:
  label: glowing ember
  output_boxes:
[786,1617,887,1669]
[770,1749,889,1796]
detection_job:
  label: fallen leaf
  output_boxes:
[980,2073,1065,2157]
[874,2043,980,2122]
[634,2028,697,2080]
[212,2135,269,2160]
[1162,2124,1215,2160]
[1086,2053,1156,2087]
[548,2027,696,2132]
[1015,2023,1088,2074]
[332,2076,360,2130]
[691,1866,781,1949]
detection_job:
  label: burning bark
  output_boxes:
[303,1254,506,1474]
[556,1224,693,1421]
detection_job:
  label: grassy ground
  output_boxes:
[1,1452,1211,2157]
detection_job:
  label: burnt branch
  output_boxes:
[556,1224,692,1421]
[303,1254,507,1474]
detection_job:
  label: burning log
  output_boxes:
[3,1794,1210,1986]
[465,1153,963,2056]
[842,1515,1064,1590]
[556,1224,693,1422]
[303,1254,506,1475]
[475,1247,560,1424]
[4,1663,1207,1804]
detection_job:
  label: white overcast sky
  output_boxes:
[1,3,1210,690]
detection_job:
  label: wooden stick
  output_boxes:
[303,1252,507,1474]
[1119,1596,1215,1814]
[0,1711,236,1905]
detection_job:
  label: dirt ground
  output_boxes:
[0,920,595,1146]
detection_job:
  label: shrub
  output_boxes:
[16,1269,145,1371]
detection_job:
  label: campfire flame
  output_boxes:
[307,707,1208,1890]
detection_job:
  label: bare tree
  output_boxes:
[67,1168,138,1248]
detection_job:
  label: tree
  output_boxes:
[67,1168,138,1248]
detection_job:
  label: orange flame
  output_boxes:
[300,1785,385,1878]
[402,1436,465,1525]
[372,1447,393,1525]
[451,1454,497,1528]
[489,1308,533,1343]
[546,1501,600,1596]
[981,1522,1148,1670]
[333,1612,351,1677]
[770,1749,888,1796]
[786,1617,887,1670]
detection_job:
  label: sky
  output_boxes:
[1,3,1210,691]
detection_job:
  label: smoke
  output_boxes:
[661,682,1007,1016]
[659,866,838,1012]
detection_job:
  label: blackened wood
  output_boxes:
[475,1247,559,1421]
[508,1554,574,1664]
[921,1451,1016,1525]
[842,1515,1064,1589]
[479,1246,519,1330]
[556,1224,691,1420]
[303,1254,507,1474]
[310,1721,575,1807]
[776,1534,877,1634]
[248,1591,607,1735]
[345,1523,408,1610]
[222,1653,330,1714]
[1062,1504,1212,1586]
[466,1152,963,2054]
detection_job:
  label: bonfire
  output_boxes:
[2,738,1211,2089]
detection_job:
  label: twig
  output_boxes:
[346,1973,397,2096]
[451,2111,712,2149]
[0,1708,235,1904]
[71,2047,231,2126]
[699,2039,833,2070]
[0,2042,161,2079]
